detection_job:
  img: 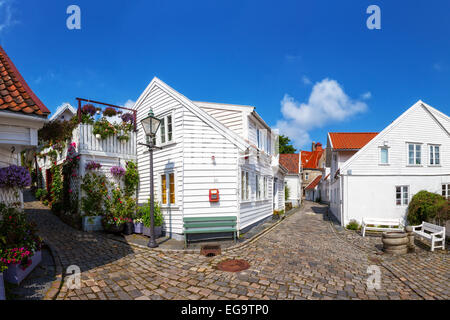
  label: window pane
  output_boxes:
[169,173,175,204]
[161,174,167,204]
[241,171,245,200]
[415,145,421,164]
[246,172,249,200]
[256,175,260,199]
[430,146,434,165]
[442,184,446,197]
[381,148,388,164]
[160,118,166,144]
[435,146,440,165]
[167,115,173,141]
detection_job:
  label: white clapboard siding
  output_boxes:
[0,188,22,208]
[135,83,185,235]
[199,107,244,136]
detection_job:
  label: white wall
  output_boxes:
[285,175,301,206]
[344,175,450,226]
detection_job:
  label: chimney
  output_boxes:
[315,142,323,151]
[311,141,316,151]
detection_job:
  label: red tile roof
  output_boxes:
[306,175,322,190]
[301,143,324,169]
[328,132,378,150]
[279,153,299,174]
[0,45,49,117]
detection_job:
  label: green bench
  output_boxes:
[183,216,237,248]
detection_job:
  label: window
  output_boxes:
[256,174,261,200]
[380,147,389,164]
[159,114,174,145]
[429,145,440,165]
[442,184,450,199]
[408,143,421,165]
[256,129,260,149]
[241,170,249,201]
[263,176,268,199]
[396,186,409,206]
[161,172,175,205]
[266,135,271,155]
[305,172,309,180]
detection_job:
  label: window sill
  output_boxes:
[161,205,179,209]
[378,163,390,166]
[406,165,423,167]
[428,165,441,167]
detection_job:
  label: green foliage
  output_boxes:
[140,199,163,227]
[81,171,109,216]
[124,161,139,197]
[50,164,63,205]
[407,190,449,225]
[278,134,297,154]
[346,219,360,230]
[93,117,118,139]
[38,119,78,146]
[34,188,48,201]
[284,185,290,201]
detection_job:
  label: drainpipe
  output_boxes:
[340,175,344,226]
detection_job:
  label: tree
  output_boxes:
[278,135,297,154]
[407,190,449,226]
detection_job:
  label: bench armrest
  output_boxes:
[411,224,423,231]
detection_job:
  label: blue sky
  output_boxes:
[0,0,449,150]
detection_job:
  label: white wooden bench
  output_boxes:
[411,222,446,251]
[361,219,404,237]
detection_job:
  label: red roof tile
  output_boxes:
[279,153,299,174]
[0,45,49,117]
[329,132,378,150]
[306,175,322,190]
[301,143,324,169]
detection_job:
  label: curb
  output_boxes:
[105,207,301,255]
[42,241,64,300]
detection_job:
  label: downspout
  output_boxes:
[340,175,344,226]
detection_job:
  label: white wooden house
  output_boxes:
[328,100,450,227]
[133,77,285,240]
[0,45,49,206]
[279,153,302,207]
[49,103,76,122]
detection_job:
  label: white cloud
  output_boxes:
[301,75,312,85]
[121,99,136,109]
[361,91,372,100]
[275,78,368,149]
[0,0,17,34]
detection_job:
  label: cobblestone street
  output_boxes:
[24,193,449,300]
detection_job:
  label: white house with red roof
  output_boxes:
[327,100,450,227]
[279,153,302,207]
[0,45,50,206]
[300,142,326,197]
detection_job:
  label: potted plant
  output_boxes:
[122,217,134,235]
[133,217,143,234]
[103,107,117,117]
[102,215,125,234]
[141,200,163,238]
[80,169,107,231]
[0,252,6,300]
[0,204,43,285]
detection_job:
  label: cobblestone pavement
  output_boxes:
[24,194,449,300]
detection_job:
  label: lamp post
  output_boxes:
[139,109,161,248]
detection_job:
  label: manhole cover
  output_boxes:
[200,245,221,257]
[216,259,250,272]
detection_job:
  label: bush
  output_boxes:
[407,190,448,225]
[284,185,290,201]
[35,188,47,200]
[346,219,360,230]
[140,200,163,227]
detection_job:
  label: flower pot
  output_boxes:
[95,134,102,140]
[142,226,162,238]
[123,222,134,235]
[4,250,42,285]
[120,139,127,145]
[133,222,143,234]
[0,273,5,300]
[104,223,124,234]
[82,216,104,232]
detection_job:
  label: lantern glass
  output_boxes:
[140,110,161,137]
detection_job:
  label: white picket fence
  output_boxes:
[78,124,137,157]
[0,188,23,209]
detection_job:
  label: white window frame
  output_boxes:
[407,143,422,166]
[241,170,250,201]
[160,171,176,206]
[379,146,389,165]
[442,184,450,199]
[428,144,441,166]
[256,174,261,200]
[395,185,409,206]
[157,112,175,146]
[305,172,309,181]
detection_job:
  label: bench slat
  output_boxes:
[184,222,236,228]
[184,228,236,234]
[183,216,237,222]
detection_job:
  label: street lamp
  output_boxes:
[140,109,161,248]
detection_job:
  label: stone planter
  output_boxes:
[142,226,162,239]
[0,273,5,300]
[103,223,124,235]
[123,222,134,235]
[133,222,143,234]
[82,216,103,232]
[4,250,42,285]
[382,232,408,254]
